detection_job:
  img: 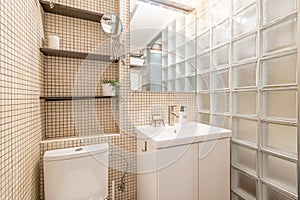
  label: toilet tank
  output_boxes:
[44,143,109,200]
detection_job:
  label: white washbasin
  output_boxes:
[135,122,231,148]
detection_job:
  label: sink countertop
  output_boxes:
[135,122,231,148]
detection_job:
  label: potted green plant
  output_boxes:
[102,79,119,96]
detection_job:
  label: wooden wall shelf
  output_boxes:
[40,48,117,62]
[40,0,103,22]
[40,96,116,101]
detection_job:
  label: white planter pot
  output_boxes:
[102,83,116,96]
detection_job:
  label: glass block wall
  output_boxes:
[161,14,197,92]
[196,0,298,199]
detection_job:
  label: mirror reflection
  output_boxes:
[130,0,197,92]
[100,13,123,37]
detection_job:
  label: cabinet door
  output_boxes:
[158,143,198,200]
[137,140,157,200]
[198,138,230,200]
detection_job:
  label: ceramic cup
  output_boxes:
[48,35,60,49]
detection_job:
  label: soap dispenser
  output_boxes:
[178,106,187,125]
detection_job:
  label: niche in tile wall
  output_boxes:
[38,1,137,200]
[40,0,120,139]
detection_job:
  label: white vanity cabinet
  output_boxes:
[137,137,230,200]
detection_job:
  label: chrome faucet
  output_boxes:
[168,105,179,126]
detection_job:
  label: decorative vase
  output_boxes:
[102,84,116,96]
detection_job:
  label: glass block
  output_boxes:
[197,31,210,53]
[169,53,176,65]
[186,58,196,76]
[232,168,257,199]
[168,21,176,38]
[176,45,185,63]
[213,19,229,47]
[176,29,186,47]
[197,52,210,71]
[168,80,175,91]
[232,118,258,145]
[262,153,297,195]
[262,90,297,120]
[163,41,169,52]
[185,76,196,92]
[186,41,196,58]
[162,82,168,92]
[197,93,210,111]
[232,62,257,88]
[212,69,229,89]
[169,36,176,50]
[232,193,245,200]
[262,122,297,158]
[212,0,230,25]
[233,33,257,62]
[176,15,185,30]
[212,92,230,113]
[263,17,297,54]
[176,78,185,92]
[162,68,168,81]
[197,73,210,91]
[198,10,210,34]
[233,4,257,37]
[233,0,256,12]
[233,91,257,116]
[263,0,297,24]
[168,65,176,79]
[262,184,294,200]
[211,114,230,129]
[198,113,210,124]
[162,29,168,40]
[232,144,257,175]
[176,62,185,78]
[163,46,169,55]
[262,53,297,86]
[162,55,168,66]
[186,13,196,24]
[186,22,196,39]
[213,44,229,67]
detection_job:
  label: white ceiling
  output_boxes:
[130,1,180,53]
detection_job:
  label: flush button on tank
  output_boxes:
[75,147,83,152]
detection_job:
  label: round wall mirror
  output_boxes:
[100,14,123,37]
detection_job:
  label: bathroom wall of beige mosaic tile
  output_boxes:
[0,0,44,199]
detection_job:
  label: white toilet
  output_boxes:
[43,143,109,200]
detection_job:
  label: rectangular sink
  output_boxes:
[135,122,231,148]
